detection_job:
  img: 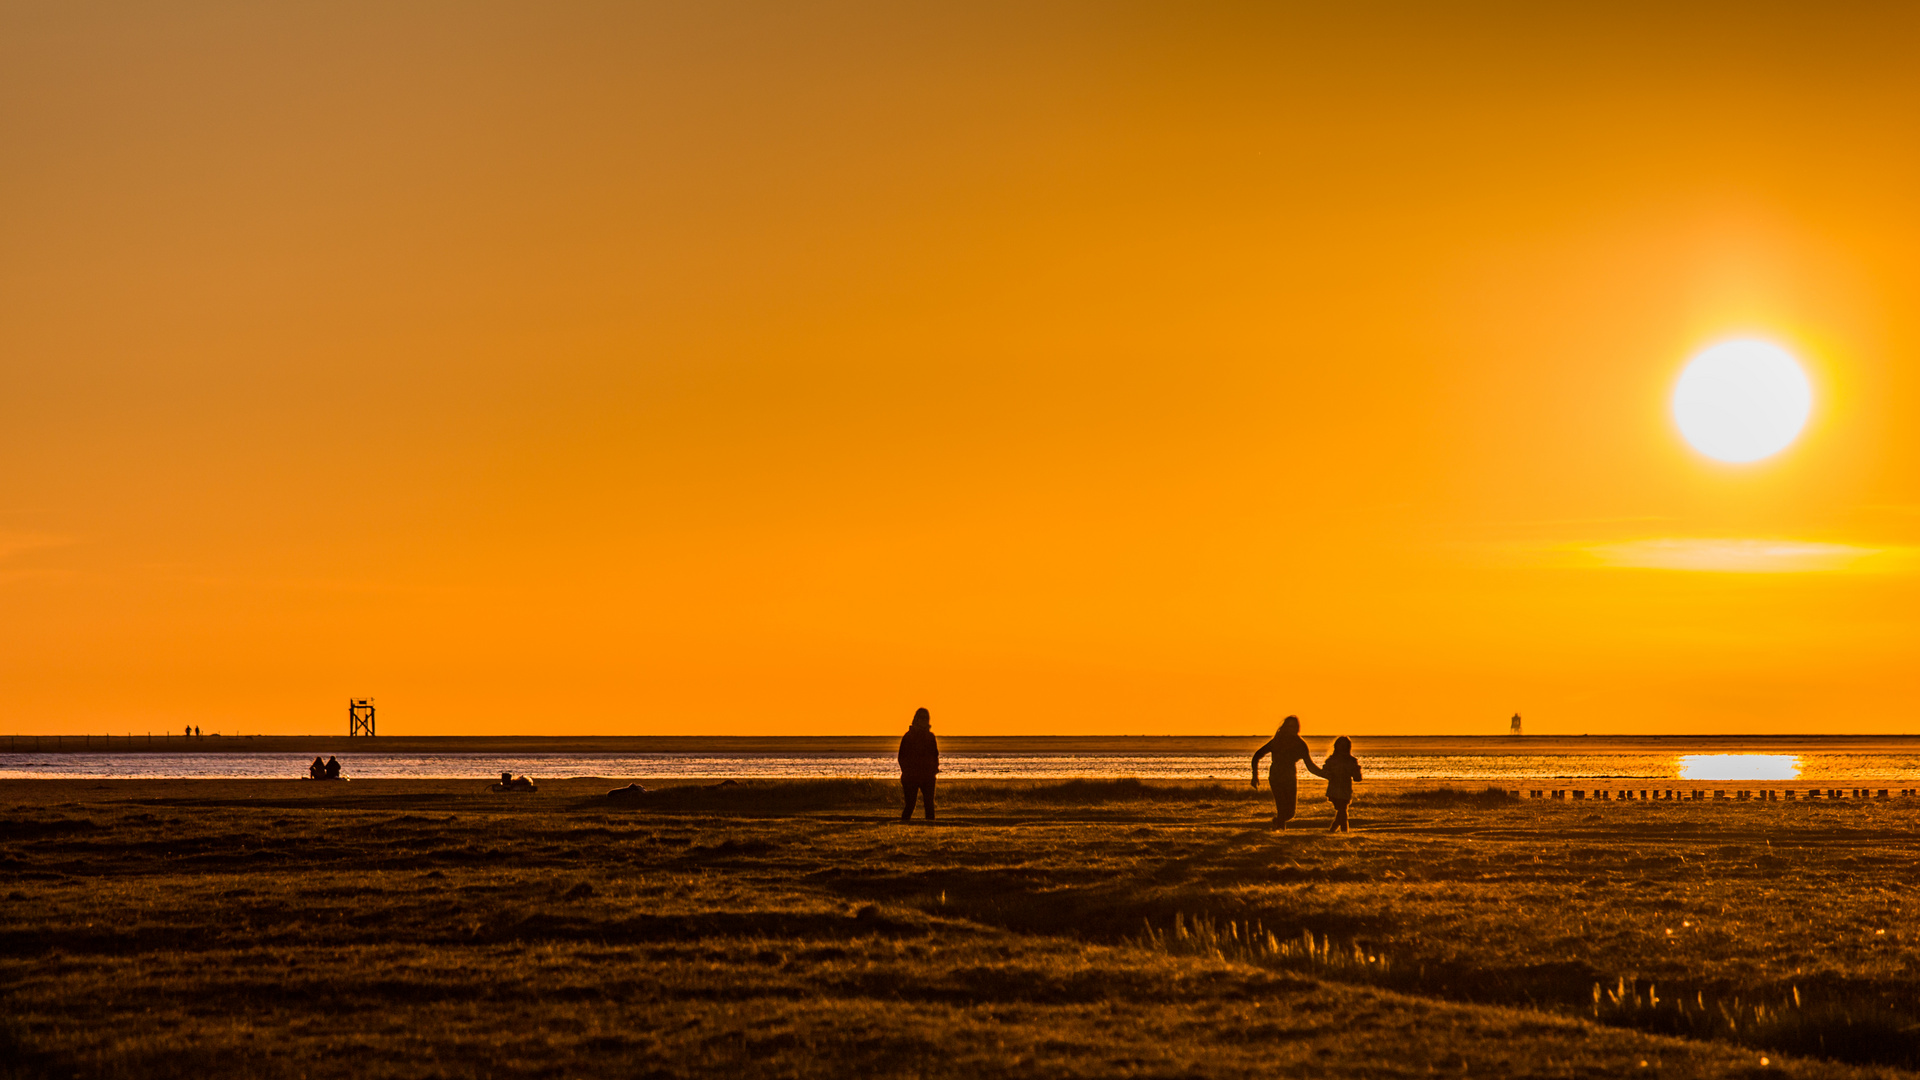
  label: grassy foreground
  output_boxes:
[4,776,1919,1078]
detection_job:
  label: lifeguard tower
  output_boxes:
[1510,712,1522,736]
[349,698,376,738]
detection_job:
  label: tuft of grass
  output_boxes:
[1134,913,1390,980]
[1592,978,1920,1069]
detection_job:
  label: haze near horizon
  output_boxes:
[5,2,1919,736]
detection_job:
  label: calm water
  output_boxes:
[4,749,1918,781]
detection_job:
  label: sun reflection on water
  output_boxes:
[1677,754,1801,781]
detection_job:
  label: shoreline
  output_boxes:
[1,777,1911,799]
[6,732,1920,755]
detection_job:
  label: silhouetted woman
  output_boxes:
[1250,715,1322,829]
[898,707,939,821]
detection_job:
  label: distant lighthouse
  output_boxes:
[1510,713,1522,736]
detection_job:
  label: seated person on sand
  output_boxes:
[309,757,326,780]
[324,756,341,780]
[493,771,537,792]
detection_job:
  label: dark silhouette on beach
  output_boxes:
[493,771,537,792]
[1321,736,1363,832]
[1250,715,1321,829]
[309,756,326,780]
[898,707,938,821]
[324,756,341,780]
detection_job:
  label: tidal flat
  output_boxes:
[4,777,1918,1078]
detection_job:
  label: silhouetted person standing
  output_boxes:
[1320,736,1363,832]
[898,708,938,821]
[1251,715,1321,829]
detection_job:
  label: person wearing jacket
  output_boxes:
[897,707,939,821]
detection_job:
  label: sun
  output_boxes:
[1670,339,1812,463]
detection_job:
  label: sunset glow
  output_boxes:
[1582,539,1880,573]
[3,5,1918,736]
[1677,754,1802,781]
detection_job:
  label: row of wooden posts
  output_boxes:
[1521,788,1914,800]
[2,734,247,751]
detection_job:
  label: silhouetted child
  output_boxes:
[1321,736,1362,832]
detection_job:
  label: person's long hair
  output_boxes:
[910,707,931,730]
[1277,715,1300,737]
[1332,736,1352,757]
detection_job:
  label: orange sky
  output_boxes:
[4,2,1919,735]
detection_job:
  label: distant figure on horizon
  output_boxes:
[184,725,192,737]
[309,756,326,780]
[324,756,341,780]
[193,726,201,737]
[1251,715,1321,829]
[1321,736,1363,832]
[898,707,939,822]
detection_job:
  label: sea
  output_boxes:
[4,736,1919,783]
